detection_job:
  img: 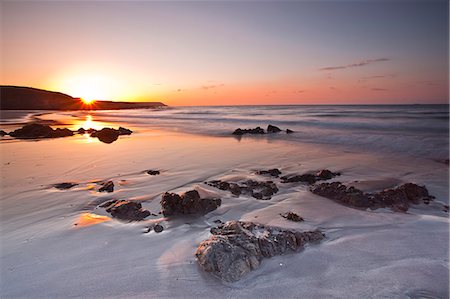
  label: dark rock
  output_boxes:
[50,128,73,138]
[100,199,150,221]
[195,221,324,282]
[118,127,132,135]
[9,123,73,139]
[256,168,282,177]
[91,128,119,144]
[146,170,160,175]
[444,159,449,165]
[98,181,114,193]
[206,179,278,200]
[281,212,304,222]
[267,124,282,133]
[443,205,449,213]
[86,128,97,134]
[0,130,7,136]
[286,129,294,134]
[232,127,265,135]
[311,182,435,212]
[281,169,340,185]
[160,190,221,216]
[154,224,164,233]
[53,182,78,190]
[77,128,86,134]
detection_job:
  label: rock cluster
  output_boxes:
[281,169,340,184]
[146,170,160,175]
[205,179,279,200]
[280,212,304,222]
[53,182,78,190]
[311,182,434,212]
[9,123,73,139]
[195,221,324,282]
[256,168,282,177]
[98,181,114,193]
[232,125,293,136]
[100,199,151,221]
[160,190,221,216]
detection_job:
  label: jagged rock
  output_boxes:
[267,124,282,133]
[311,182,435,212]
[9,123,74,139]
[53,182,78,190]
[195,221,324,282]
[286,129,294,134]
[205,179,278,200]
[160,190,221,216]
[0,130,7,136]
[232,127,265,135]
[281,169,340,185]
[256,168,282,177]
[146,170,160,175]
[100,199,150,221]
[280,212,304,222]
[98,181,114,193]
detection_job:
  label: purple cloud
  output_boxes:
[320,58,390,71]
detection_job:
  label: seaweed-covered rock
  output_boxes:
[256,168,282,177]
[53,182,78,190]
[311,182,435,212]
[281,169,340,185]
[267,124,282,133]
[100,199,150,221]
[160,190,221,216]
[232,127,265,135]
[98,181,114,193]
[205,179,278,200]
[195,221,324,282]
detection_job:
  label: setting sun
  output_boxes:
[81,98,95,105]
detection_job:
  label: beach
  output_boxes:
[0,106,449,298]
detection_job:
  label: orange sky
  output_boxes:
[2,1,448,105]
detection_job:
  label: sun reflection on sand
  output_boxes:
[74,212,111,228]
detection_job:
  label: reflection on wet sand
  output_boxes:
[74,212,111,228]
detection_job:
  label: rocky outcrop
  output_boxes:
[232,127,265,135]
[281,169,340,185]
[98,181,114,193]
[89,127,133,144]
[195,221,324,282]
[267,124,282,133]
[256,168,282,177]
[0,130,7,136]
[160,190,221,216]
[53,182,78,190]
[205,179,279,200]
[280,212,304,222]
[100,199,151,221]
[9,123,73,139]
[311,182,435,212]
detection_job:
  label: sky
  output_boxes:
[1,0,449,106]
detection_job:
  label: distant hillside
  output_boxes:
[0,86,166,110]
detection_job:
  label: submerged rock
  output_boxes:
[146,170,160,175]
[256,168,282,177]
[280,212,304,222]
[9,123,74,139]
[205,179,279,200]
[53,182,78,190]
[232,127,265,135]
[160,190,221,216]
[195,221,324,282]
[267,124,282,133]
[281,169,340,185]
[100,199,150,221]
[311,182,435,212]
[98,181,114,193]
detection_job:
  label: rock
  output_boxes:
[77,128,86,134]
[256,168,282,177]
[0,130,7,136]
[280,212,304,222]
[206,179,279,200]
[154,224,164,233]
[311,182,435,212]
[98,181,114,193]
[160,190,221,216]
[146,170,160,175]
[53,182,78,190]
[118,127,132,135]
[9,123,73,139]
[100,199,150,221]
[232,127,265,135]
[91,128,119,144]
[286,129,294,134]
[267,124,282,133]
[444,159,449,165]
[195,221,324,282]
[281,169,340,185]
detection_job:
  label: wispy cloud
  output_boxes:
[201,84,224,90]
[371,88,388,91]
[294,90,306,93]
[320,58,389,71]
